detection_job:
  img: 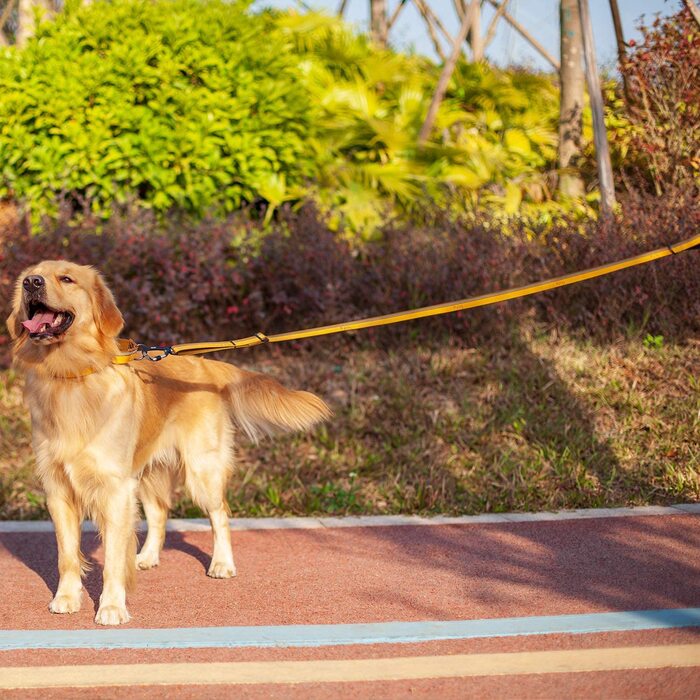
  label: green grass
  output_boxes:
[1,326,698,519]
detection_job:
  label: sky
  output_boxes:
[253,0,682,71]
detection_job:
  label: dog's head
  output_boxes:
[6,261,124,369]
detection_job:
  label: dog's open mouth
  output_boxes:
[22,302,74,339]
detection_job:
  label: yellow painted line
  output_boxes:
[2,644,700,689]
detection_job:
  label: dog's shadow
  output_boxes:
[163,530,211,574]
[0,528,211,613]
[0,530,103,613]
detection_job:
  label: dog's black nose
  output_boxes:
[23,275,45,291]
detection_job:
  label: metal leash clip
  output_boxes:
[135,344,175,361]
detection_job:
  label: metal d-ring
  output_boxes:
[135,344,175,361]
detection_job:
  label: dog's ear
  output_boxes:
[6,305,22,341]
[92,273,124,338]
[6,270,28,340]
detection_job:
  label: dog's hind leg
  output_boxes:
[206,502,236,578]
[136,468,172,570]
[181,419,236,579]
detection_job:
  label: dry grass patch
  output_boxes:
[1,328,698,519]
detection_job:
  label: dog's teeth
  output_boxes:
[51,314,63,328]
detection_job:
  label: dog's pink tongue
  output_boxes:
[22,312,56,333]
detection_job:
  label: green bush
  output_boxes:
[0,0,315,223]
[0,2,599,234]
[448,64,560,213]
[281,13,589,236]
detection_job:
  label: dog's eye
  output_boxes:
[60,276,74,284]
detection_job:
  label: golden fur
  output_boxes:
[7,261,330,625]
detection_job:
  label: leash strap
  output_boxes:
[113,232,700,363]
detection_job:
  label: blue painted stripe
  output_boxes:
[1,609,699,651]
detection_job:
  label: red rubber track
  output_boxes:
[1,514,699,698]
[1,515,698,630]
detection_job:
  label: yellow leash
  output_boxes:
[115,232,700,364]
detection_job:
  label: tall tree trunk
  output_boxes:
[387,0,408,31]
[608,0,631,102]
[414,0,453,47]
[485,0,560,70]
[483,0,509,51]
[370,0,388,48]
[579,0,616,217]
[0,0,16,45]
[468,0,483,61]
[683,0,700,29]
[16,0,52,47]
[337,0,349,16]
[414,0,447,61]
[418,3,475,144]
[15,0,36,46]
[558,0,585,198]
[608,0,626,64]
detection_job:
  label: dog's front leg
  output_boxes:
[45,473,84,614]
[94,476,138,626]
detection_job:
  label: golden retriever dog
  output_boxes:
[7,260,330,625]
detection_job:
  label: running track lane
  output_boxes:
[1,510,699,695]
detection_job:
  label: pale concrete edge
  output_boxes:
[0,504,697,533]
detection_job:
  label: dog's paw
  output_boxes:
[136,550,160,570]
[95,604,130,626]
[207,561,237,579]
[49,593,82,614]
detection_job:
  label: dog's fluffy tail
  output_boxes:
[227,370,331,442]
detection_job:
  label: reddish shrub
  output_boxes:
[1,193,699,369]
[249,193,700,346]
[531,188,700,338]
[0,210,251,353]
[619,7,700,195]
